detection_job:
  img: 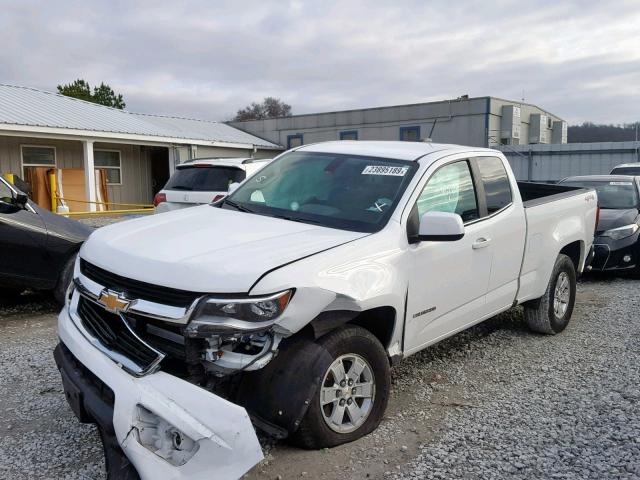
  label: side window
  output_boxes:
[476,157,512,214]
[416,161,479,222]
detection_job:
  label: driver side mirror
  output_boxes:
[418,211,465,241]
[15,193,28,208]
[0,192,27,214]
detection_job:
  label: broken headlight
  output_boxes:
[185,290,293,336]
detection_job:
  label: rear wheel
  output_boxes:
[524,254,576,334]
[291,325,390,449]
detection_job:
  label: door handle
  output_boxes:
[472,237,492,249]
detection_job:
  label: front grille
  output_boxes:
[80,259,201,308]
[77,296,162,373]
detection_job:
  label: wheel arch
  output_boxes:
[559,240,583,272]
[309,306,397,352]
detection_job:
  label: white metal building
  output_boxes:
[230,96,567,149]
[500,141,640,182]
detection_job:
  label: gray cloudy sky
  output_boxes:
[1,0,638,124]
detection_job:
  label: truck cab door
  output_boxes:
[403,159,493,355]
[472,156,525,313]
[0,180,48,287]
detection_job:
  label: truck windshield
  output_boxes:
[224,151,417,232]
[165,166,245,191]
[561,180,639,209]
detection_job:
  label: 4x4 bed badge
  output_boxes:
[98,290,133,313]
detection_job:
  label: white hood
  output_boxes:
[81,205,366,293]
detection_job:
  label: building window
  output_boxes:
[95,150,122,185]
[287,134,303,149]
[399,126,420,142]
[340,130,358,140]
[21,146,56,171]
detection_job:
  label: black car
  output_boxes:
[560,175,640,276]
[0,176,93,303]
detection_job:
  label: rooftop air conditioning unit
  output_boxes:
[501,105,521,141]
[529,114,549,144]
[551,121,568,144]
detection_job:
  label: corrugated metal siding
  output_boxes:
[0,136,154,205]
[500,142,640,181]
[0,84,280,148]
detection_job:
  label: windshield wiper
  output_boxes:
[169,185,193,190]
[223,199,254,213]
[267,213,324,225]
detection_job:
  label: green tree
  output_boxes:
[233,97,291,121]
[57,79,126,109]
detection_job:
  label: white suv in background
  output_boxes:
[154,157,272,213]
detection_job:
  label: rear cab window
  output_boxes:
[165,166,245,192]
[475,157,513,214]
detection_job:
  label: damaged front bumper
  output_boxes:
[591,233,640,272]
[55,307,263,480]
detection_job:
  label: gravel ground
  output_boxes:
[0,277,638,479]
[391,276,640,480]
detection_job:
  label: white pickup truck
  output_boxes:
[55,141,598,479]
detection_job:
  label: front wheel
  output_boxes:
[524,253,577,334]
[291,325,390,449]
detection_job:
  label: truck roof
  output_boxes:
[297,141,495,162]
[178,157,271,168]
[612,162,640,168]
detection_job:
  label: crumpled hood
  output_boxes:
[81,205,366,293]
[596,208,639,233]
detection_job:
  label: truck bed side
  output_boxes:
[516,183,597,304]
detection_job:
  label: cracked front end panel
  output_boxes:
[57,306,263,479]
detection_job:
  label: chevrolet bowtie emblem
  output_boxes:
[98,290,132,313]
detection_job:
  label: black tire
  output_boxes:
[98,427,140,480]
[290,325,390,449]
[53,254,76,305]
[524,253,576,334]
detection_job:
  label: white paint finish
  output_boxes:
[298,140,481,161]
[516,191,598,302]
[58,308,262,479]
[82,140,96,212]
[81,205,366,293]
[69,143,598,475]
[404,218,493,353]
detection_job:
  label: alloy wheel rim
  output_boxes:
[554,271,570,318]
[320,354,375,434]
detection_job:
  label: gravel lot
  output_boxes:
[0,276,638,479]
